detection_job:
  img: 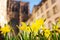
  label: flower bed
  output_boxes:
[0,18,60,40]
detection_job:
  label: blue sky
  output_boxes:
[16,0,42,13]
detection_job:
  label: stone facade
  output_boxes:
[7,0,29,35]
[7,0,29,25]
[20,1,29,23]
[27,0,60,28]
[0,0,7,27]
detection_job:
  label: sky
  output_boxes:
[16,0,42,13]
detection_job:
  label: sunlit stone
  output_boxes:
[0,0,7,27]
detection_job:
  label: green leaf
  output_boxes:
[4,33,9,40]
[9,36,16,40]
[29,32,32,40]
[58,33,60,40]
[52,31,57,40]
[20,32,24,40]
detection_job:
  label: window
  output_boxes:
[42,15,46,21]
[48,21,52,29]
[47,11,50,18]
[41,7,43,13]
[12,5,19,12]
[21,6,28,15]
[51,0,56,4]
[53,6,58,14]
[55,17,60,27]
[42,15,44,18]
[35,7,39,12]
[46,3,48,9]
[55,17,60,24]
[37,11,39,16]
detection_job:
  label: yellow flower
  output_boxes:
[41,26,46,31]
[39,18,44,25]
[44,29,50,38]
[0,24,11,34]
[53,25,58,31]
[19,22,27,31]
[31,22,40,33]
[20,26,31,33]
[26,26,31,33]
[57,19,60,28]
[35,18,44,27]
[21,22,27,27]
[20,26,26,31]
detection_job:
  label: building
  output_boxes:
[7,0,29,25]
[7,0,29,34]
[20,1,29,23]
[27,0,60,28]
[26,6,37,24]
[0,0,7,27]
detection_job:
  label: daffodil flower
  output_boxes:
[53,25,58,31]
[26,26,31,33]
[35,18,44,27]
[0,24,11,35]
[19,22,27,31]
[44,29,50,38]
[31,22,39,33]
